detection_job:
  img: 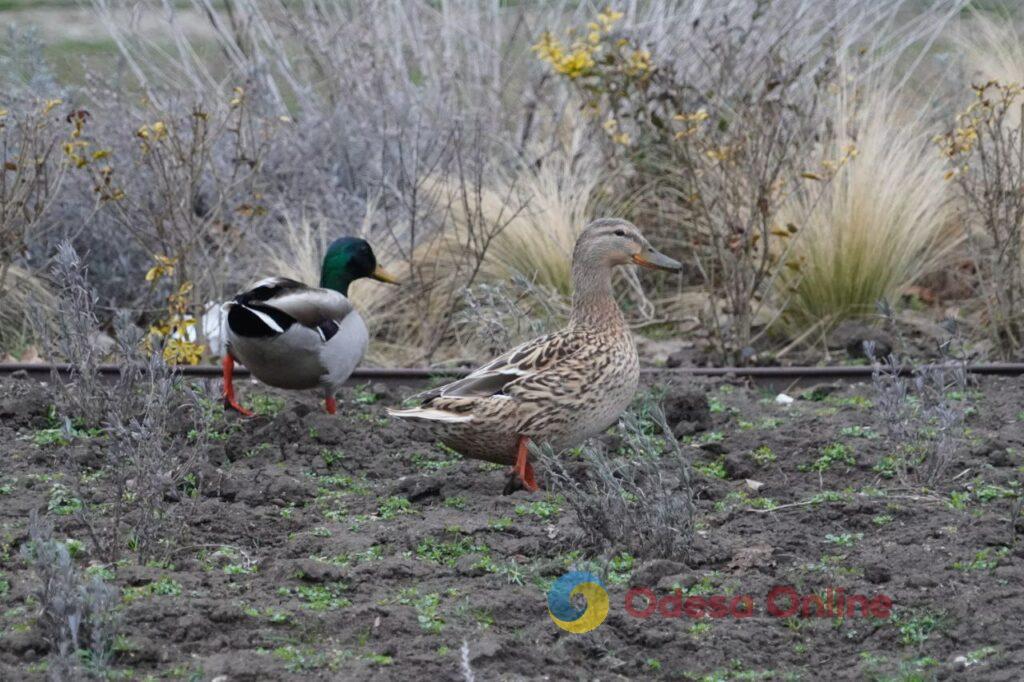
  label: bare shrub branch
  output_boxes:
[540,405,695,561]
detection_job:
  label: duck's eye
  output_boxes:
[614,229,626,237]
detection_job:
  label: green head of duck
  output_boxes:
[320,237,399,296]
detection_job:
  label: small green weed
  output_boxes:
[695,458,727,479]
[514,497,562,520]
[249,394,286,416]
[378,496,413,520]
[750,446,776,467]
[952,547,1009,572]
[122,576,182,603]
[801,443,855,473]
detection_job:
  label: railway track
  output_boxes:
[3,362,1023,392]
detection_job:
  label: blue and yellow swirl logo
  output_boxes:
[548,571,609,633]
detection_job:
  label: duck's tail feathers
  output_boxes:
[386,407,474,424]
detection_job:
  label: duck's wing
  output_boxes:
[229,277,354,341]
[414,328,590,403]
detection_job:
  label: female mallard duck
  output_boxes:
[387,218,681,492]
[223,237,398,416]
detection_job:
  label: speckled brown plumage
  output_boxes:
[387,218,681,470]
[416,324,638,464]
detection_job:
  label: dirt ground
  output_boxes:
[0,372,1022,681]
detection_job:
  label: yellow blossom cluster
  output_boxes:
[60,109,112,171]
[144,256,205,365]
[55,107,123,200]
[162,337,204,365]
[673,108,710,139]
[533,8,647,81]
[532,31,596,79]
[625,49,651,77]
[137,120,167,140]
[136,121,168,155]
[145,254,178,282]
[704,146,736,163]
[602,117,631,146]
[62,139,91,168]
[935,81,1022,179]
[535,8,659,150]
[593,8,624,34]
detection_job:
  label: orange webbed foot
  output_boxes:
[222,354,254,417]
[503,435,539,494]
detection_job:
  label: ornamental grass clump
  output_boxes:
[536,7,824,363]
[776,81,956,338]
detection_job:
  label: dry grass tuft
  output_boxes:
[0,265,56,353]
[776,78,957,337]
[959,9,1024,89]
[423,133,600,298]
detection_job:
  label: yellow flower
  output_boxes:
[674,108,710,123]
[148,323,171,338]
[705,146,733,162]
[103,187,126,202]
[612,132,631,145]
[626,49,651,76]
[603,117,618,134]
[163,338,204,366]
[42,98,63,115]
[230,86,245,107]
[62,139,91,168]
[145,254,178,282]
[673,109,709,139]
[557,48,595,78]
[532,32,565,65]
[534,29,597,78]
[597,8,624,31]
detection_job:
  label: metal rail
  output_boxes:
[2,362,1023,386]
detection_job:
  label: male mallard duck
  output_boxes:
[223,237,398,416]
[387,218,681,492]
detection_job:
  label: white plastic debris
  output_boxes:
[201,301,229,357]
[774,393,794,406]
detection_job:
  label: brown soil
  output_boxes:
[0,373,1022,680]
